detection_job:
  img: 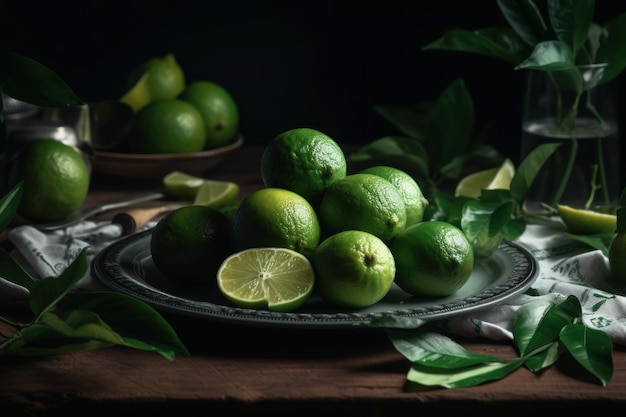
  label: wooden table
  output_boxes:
[1,144,626,415]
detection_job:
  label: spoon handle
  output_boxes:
[112,203,185,234]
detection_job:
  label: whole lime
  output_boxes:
[312,230,395,309]
[124,99,206,154]
[179,80,239,150]
[150,205,234,285]
[359,165,427,226]
[13,139,90,222]
[318,173,406,242]
[231,187,321,257]
[388,221,474,298]
[261,128,347,208]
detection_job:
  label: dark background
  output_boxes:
[3,0,626,164]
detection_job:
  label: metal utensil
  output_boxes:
[33,191,166,231]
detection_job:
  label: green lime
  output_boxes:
[163,171,205,200]
[455,158,515,198]
[231,187,321,257]
[120,53,186,112]
[179,80,239,150]
[312,230,395,309]
[150,205,234,285]
[359,165,427,226]
[217,247,315,312]
[388,221,474,298]
[318,173,406,242]
[261,128,347,208]
[124,99,206,154]
[557,204,617,235]
[13,139,90,222]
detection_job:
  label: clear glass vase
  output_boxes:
[520,64,620,213]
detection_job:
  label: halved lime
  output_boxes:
[193,180,239,207]
[557,204,617,234]
[217,247,315,312]
[455,158,515,198]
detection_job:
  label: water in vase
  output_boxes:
[521,117,619,213]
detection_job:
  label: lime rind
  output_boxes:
[217,247,315,312]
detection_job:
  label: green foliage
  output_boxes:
[0,52,189,359]
[388,295,613,388]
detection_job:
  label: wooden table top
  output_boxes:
[2,144,625,415]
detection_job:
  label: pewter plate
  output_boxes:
[92,229,539,329]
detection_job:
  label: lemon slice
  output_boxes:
[193,180,239,207]
[217,248,315,312]
[455,158,515,198]
[557,204,617,234]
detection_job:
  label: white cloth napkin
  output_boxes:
[2,221,626,346]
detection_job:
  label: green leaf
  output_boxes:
[426,78,474,168]
[523,340,563,372]
[29,249,88,317]
[348,136,430,180]
[564,231,613,257]
[0,50,83,107]
[596,12,626,84]
[0,247,35,291]
[559,323,613,387]
[497,0,548,47]
[509,142,561,204]
[64,291,190,359]
[423,27,528,65]
[374,102,430,140]
[547,0,594,59]
[0,181,22,232]
[515,40,577,71]
[513,295,581,356]
[387,330,506,369]
[407,359,524,388]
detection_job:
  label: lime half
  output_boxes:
[557,204,617,234]
[217,247,315,312]
[455,158,515,198]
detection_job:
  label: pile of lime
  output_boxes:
[151,127,476,313]
[119,53,239,153]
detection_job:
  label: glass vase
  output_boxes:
[520,64,620,213]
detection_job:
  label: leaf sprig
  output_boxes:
[388,295,613,388]
[0,183,189,359]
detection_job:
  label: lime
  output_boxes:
[193,180,240,207]
[557,204,617,234]
[231,187,321,257]
[150,205,234,285]
[13,139,90,222]
[217,247,315,312]
[124,99,206,154]
[455,158,515,198]
[318,173,406,242]
[359,165,427,226]
[163,171,206,200]
[179,81,239,150]
[261,128,347,208]
[312,230,395,309]
[120,53,186,112]
[388,221,474,298]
